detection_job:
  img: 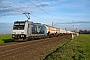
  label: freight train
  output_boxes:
[12,20,74,41]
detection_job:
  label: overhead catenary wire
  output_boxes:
[27,0,60,21]
[27,0,63,27]
[35,0,60,21]
[1,0,61,25]
[0,0,59,21]
[0,0,35,16]
[10,0,46,20]
[0,2,26,16]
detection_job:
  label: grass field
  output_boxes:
[0,34,14,44]
[43,34,90,60]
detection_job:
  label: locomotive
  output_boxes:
[12,20,44,41]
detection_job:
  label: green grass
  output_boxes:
[0,34,14,44]
[43,34,90,60]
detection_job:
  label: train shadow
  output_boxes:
[2,39,14,43]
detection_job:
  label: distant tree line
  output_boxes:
[79,30,90,34]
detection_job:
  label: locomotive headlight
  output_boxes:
[12,35,15,37]
[21,35,24,37]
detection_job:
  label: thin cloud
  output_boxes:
[74,21,90,24]
[36,2,52,7]
[0,1,35,17]
[0,23,13,26]
[36,1,56,7]
[54,21,90,25]
[59,0,68,3]
[0,0,56,17]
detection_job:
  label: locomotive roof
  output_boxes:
[14,21,25,23]
[14,20,33,23]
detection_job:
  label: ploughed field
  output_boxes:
[0,34,71,60]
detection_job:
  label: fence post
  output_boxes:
[72,34,74,39]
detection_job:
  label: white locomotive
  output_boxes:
[12,20,46,41]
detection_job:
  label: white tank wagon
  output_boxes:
[60,29,66,34]
[59,29,63,34]
[45,25,56,34]
[56,28,60,34]
[54,28,61,36]
[63,30,67,34]
[66,31,72,34]
[45,25,61,36]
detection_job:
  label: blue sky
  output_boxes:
[0,0,90,34]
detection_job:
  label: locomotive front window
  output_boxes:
[13,22,25,30]
[13,25,25,30]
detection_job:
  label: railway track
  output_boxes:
[0,35,71,60]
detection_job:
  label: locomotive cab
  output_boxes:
[12,20,32,41]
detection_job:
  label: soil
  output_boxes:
[0,35,71,60]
